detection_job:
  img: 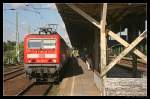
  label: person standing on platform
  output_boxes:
[83,48,91,70]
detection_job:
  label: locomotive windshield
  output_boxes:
[43,39,56,49]
[28,39,42,48]
[28,39,56,49]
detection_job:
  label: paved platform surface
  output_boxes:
[58,57,101,96]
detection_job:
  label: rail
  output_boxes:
[4,68,25,81]
[16,82,53,96]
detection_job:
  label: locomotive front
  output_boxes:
[24,33,63,82]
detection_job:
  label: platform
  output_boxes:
[58,57,101,96]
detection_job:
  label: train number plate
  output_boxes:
[39,54,45,58]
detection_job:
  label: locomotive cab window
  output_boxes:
[28,39,42,48]
[28,39,56,49]
[43,39,56,49]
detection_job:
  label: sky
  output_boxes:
[3,3,72,48]
[3,3,147,47]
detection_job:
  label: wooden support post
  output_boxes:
[100,3,107,79]
[101,31,146,77]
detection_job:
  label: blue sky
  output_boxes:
[3,3,72,47]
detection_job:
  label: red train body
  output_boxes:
[24,33,69,82]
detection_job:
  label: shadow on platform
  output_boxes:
[63,57,84,78]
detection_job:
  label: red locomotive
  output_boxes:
[24,24,69,82]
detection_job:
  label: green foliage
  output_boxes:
[4,50,17,64]
[19,42,24,64]
[3,41,16,52]
[3,41,24,65]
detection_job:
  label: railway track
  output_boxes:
[4,65,22,68]
[4,64,24,72]
[4,65,23,73]
[16,82,53,96]
[108,56,147,72]
[4,65,23,69]
[3,68,25,81]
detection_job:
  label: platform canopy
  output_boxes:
[56,3,146,49]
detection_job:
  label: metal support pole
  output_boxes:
[28,24,30,33]
[16,11,20,62]
[16,12,18,59]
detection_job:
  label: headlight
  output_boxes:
[28,59,31,63]
[52,59,56,63]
